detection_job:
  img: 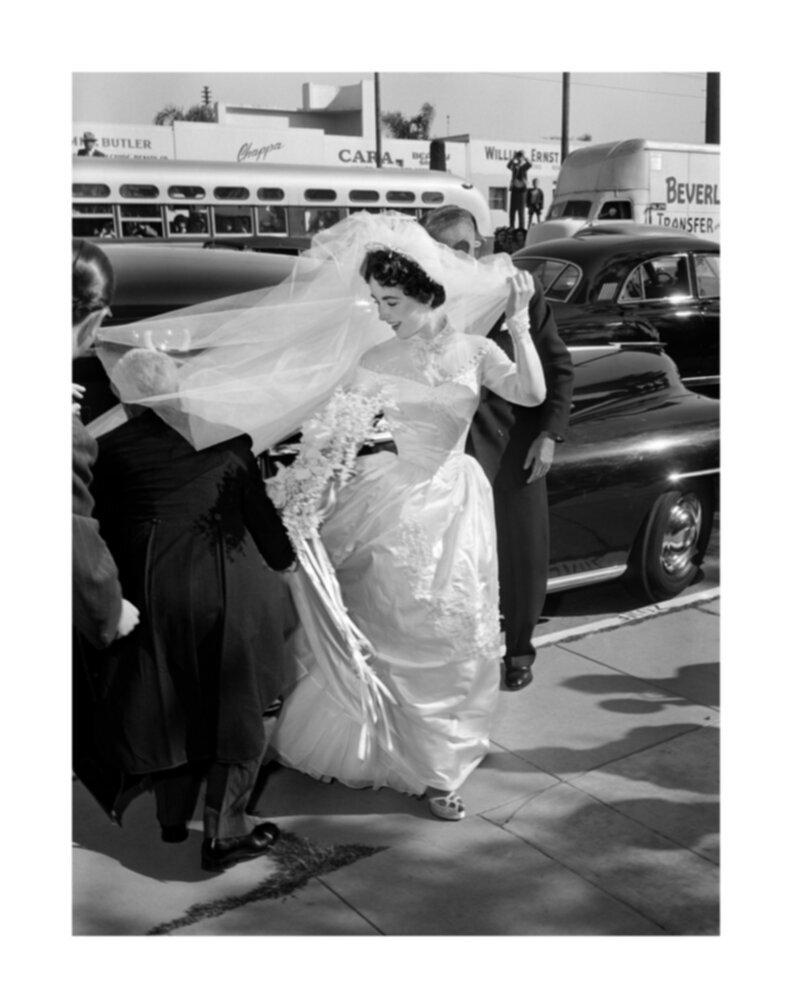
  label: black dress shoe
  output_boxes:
[161,824,189,844]
[504,663,534,691]
[201,822,280,872]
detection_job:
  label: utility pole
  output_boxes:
[202,85,212,106]
[561,73,570,163]
[374,72,382,168]
[705,72,719,144]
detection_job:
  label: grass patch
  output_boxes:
[148,831,386,935]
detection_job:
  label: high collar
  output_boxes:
[406,315,453,351]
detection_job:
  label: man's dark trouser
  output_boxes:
[494,476,549,668]
[152,752,263,841]
[509,189,527,230]
[528,209,542,226]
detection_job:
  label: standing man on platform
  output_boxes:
[507,150,531,231]
[423,206,574,691]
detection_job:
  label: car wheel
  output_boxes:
[629,488,713,602]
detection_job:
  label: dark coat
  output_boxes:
[72,415,122,649]
[73,354,119,426]
[88,411,295,776]
[466,283,574,490]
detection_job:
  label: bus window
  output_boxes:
[214,186,250,200]
[599,200,632,220]
[214,205,253,234]
[257,187,285,201]
[257,205,287,235]
[73,183,110,198]
[305,189,337,202]
[168,185,205,200]
[350,189,379,203]
[166,204,208,236]
[304,208,345,235]
[120,184,159,198]
[386,190,416,203]
[421,191,444,205]
[119,203,164,238]
[348,206,382,216]
[72,203,115,238]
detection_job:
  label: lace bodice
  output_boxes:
[354,317,545,473]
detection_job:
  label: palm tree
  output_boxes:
[153,103,217,126]
[381,102,435,140]
[154,104,185,126]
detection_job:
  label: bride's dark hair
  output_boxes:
[72,239,114,325]
[361,246,446,308]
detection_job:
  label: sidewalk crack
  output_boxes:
[316,876,385,935]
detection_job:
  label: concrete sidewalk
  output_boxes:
[73,595,719,936]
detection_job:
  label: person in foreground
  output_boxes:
[271,237,546,821]
[72,241,140,650]
[73,241,143,817]
[424,206,574,691]
[86,349,296,871]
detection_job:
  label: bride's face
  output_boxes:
[369,278,433,339]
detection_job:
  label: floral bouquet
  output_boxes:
[266,387,396,760]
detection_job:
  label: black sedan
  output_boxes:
[86,243,719,603]
[514,231,720,397]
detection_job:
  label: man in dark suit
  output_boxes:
[76,131,106,157]
[72,288,141,821]
[506,151,531,231]
[424,206,574,690]
[72,280,138,647]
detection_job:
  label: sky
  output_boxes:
[72,72,710,146]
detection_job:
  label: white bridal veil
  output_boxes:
[92,211,519,453]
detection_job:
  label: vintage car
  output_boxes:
[513,231,720,397]
[86,243,719,603]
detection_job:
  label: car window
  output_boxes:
[559,200,591,219]
[520,257,582,302]
[619,253,692,303]
[598,200,632,220]
[693,253,720,298]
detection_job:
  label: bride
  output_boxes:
[271,238,545,820]
[91,213,546,822]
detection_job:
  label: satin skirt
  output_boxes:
[272,450,503,795]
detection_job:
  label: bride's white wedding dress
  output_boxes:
[272,314,543,796]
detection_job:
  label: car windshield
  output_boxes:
[520,257,582,302]
[549,200,592,220]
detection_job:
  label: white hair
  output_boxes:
[110,348,179,400]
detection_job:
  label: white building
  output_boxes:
[73,79,581,228]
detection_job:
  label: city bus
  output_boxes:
[72,158,493,253]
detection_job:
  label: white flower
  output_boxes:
[265,387,391,542]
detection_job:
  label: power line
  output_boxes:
[478,72,705,99]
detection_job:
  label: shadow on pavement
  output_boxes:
[557,662,720,709]
[506,722,717,783]
[248,763,426,821]
[73,783,208,883]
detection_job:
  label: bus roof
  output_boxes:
[72,156,477,187]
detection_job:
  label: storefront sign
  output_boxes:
[469,139,584,178]
[323,137,467,175]
[72,123,174,160]
[173,122,324,164]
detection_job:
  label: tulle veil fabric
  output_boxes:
[92,212,518,453]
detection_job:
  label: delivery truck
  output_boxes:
[525,138,720,245]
